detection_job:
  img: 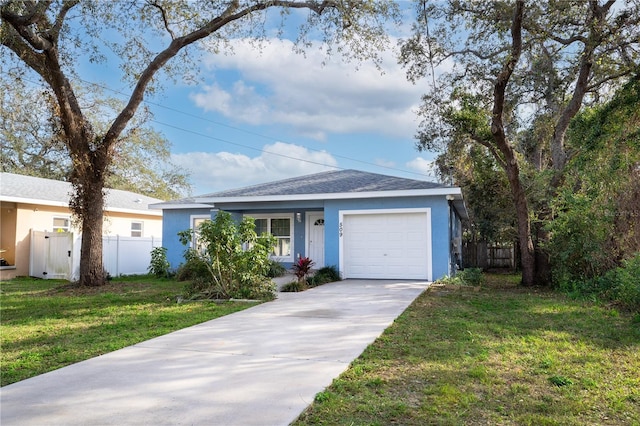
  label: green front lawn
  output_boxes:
[0,276,256,386]
[294,275,640,425]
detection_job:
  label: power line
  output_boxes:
[150,118,345,171]
[19,76,439,181]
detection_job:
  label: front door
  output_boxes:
[307,213,325,268]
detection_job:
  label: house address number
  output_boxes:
[339,222,343,237]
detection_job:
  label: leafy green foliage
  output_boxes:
[308,265,341,287]
[548,75,640,287]
[435,268,484,287]
[457,268,484,286]
[148,247,171,278]
[265,259,287,278]
[0,73,191,200]
[177,212,277,300]
[400,1,640,286]
[280,280,308,293]
[564,254,640,313]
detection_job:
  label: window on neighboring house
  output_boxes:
[52,217,70,232]
[131,221,143,237]
[191,216,210,252]
[250,215,293,260]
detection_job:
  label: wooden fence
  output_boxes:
[463,241,515,270]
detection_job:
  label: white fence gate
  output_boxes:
[30,230,162,280]
[29,230,73,279]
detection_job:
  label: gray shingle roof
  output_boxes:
[0,173,163,213]
[199,169,446,198]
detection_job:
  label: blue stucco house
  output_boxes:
[151,169,467,281]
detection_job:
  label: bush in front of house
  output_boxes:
[280,280,308,292]
[309,265,341,287]
[176,211,277,301]
[457,268,484,286]
[292,257,315,284]
[281,265,341,292]
[266,259,287,278]
[435,268,484,287]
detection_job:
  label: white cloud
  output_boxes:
[191,38,424,140]
[406,157,437,180]
[172,142,338,194]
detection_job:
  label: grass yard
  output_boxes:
[294,274,640,426]
[0,276,256,386]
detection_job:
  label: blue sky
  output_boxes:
[80,5,441,196]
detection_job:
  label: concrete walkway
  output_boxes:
[1,280,428,426]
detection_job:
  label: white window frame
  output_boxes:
[52,216,71,233]
[131,221,143,237]
[245,213,294,262]
[190,214,211,252]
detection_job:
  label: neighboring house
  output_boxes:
[152,169,467,281]
[0,173,163,281]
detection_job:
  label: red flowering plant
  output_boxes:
[292,257,315,284]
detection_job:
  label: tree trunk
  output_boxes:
[504,161,536,286]
[78,187,105,286]
[534,225,552,285]
[489,1,535,286]
[74,169,107,286]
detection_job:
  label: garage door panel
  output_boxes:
[343,212,430,280]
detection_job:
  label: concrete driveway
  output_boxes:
[0,279,428,426]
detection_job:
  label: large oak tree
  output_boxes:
[1,0,397,286]
[400,0,640,286]
[0,73,192,199]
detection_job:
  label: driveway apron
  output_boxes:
[1,279,428,426]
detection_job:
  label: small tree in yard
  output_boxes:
[178,212,277,301]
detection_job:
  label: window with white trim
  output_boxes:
[191,215,211,252]
[52,217,70,232]
[131,221,143,237]
[249,214,293,260]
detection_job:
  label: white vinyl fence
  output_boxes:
[30,230,162,280]
[103,235,163,278]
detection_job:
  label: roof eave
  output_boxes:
[195,187,462,204]
[105,207,163,216]
[1,196,70,208]
[149,202,213,210]
[2,196,162,215]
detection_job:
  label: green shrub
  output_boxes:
[563,253,640,313]
[280,280,308,292]
[458,268,484,286]
[175,249,210,282]
[309,265,341,287]
[266,259,287,278]
[436,269,483,287]
[148,247,171,278]
[607,253,640,312]
[176,211,277,301]
[434,274,464,286]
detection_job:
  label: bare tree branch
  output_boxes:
[148,0,176,39]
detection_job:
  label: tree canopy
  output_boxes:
[1,0,399,286]
[0,73,191,199]
[400,0,640,285]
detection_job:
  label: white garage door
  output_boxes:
[342,211,430,280]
